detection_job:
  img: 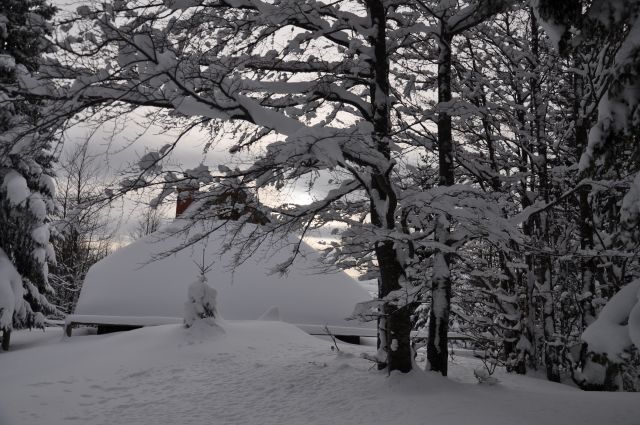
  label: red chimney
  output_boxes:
[176,182,198,217]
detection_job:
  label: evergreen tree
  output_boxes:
[0,0,58,350]
[184,258,218,328]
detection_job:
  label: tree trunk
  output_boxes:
[427,248,452,375]
[513,51,533,375]
[428,29,454,376]
[437,31,455,188]
[2,329,10,351]
[530,10,561,382]
[367,0,412,373]
[569,36,598,327]
[541,262,561,382]
[577,124,596,327]
[375,241,412,373]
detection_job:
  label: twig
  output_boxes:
[323,324,340,352]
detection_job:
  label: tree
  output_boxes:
[0,0,58,350]
[533,0,640,389]
[16,0,640,387]
[49,139,114,314]
[129,204,163,241]
[20,0,522,374]
[415,0,516,377]
[32,0,413,372]
[184,254,218,328]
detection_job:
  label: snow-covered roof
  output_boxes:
[74,220,373,330]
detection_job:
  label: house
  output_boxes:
[66,187,375,342]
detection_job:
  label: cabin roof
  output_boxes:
[74,220,374,330]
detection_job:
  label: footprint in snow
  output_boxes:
[124,369,152,379]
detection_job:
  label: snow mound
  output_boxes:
[2,322,640,425]
[582,280,640,361]
[75,220,373,330]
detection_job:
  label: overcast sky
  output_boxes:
[48,0,326,248]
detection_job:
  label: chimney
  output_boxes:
[176,181,198,217]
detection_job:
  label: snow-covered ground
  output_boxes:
[1,321,638,425]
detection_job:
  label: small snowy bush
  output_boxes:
[473,368,499,385]
[575,280,640,390]
[184,272,218,328]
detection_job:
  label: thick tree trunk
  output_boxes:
[427,248,451,375]
[428,30,454,377]
[437,31,455,188]
[2,329,10,351]
[367,0,412,373]
[375,241,413,373]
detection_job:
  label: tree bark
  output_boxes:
[573,62,597,327]
[437,31,455,188]
[428,29,454,376]
[530,9,561,382]
[427,248,452,375]
[367,0,412,373]
[2,329,10,351]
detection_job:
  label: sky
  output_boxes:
[48,0,324,248]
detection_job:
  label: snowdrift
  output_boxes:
[2,322,640,425]
[72,220,374,331]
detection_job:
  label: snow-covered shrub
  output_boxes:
[574,280,640,391]
[184,272,218,328]
[473,367,499,385]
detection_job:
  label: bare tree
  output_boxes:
[128,203,163,241]
[49,139,116,313]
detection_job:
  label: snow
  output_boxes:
[621,173,640,228]
[0,248,24,330]
[184,274,218,328]
[74,220,374,331]
[1,323,638,425]
[531,1,565,49]
[582,280,640,361]
[1,170,30,206]
[28,192,48,220]
[31,225,50,245]
[0,54,15,70]
[259,306,282,321]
